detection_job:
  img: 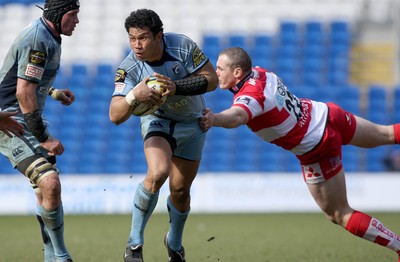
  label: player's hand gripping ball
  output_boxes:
[131,77,167,116]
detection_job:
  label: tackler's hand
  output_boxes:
[200,108,215,132]
[0,111,24,137]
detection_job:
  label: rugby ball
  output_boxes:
[131,78,167,116]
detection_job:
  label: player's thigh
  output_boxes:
[307,169,350,214]
[349,115,393,147]
[170,157,200,191]
[143,136,172,185]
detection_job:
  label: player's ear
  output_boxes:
[155,31,163,41]
[233,67,242,78]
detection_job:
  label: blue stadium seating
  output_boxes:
[342,146,362,172]
[392,87,400,123]
[367,85,389,124]
[250,34,274,69]
[304,20,325,46]
[228,34,247,49]
[330,20,351,46]
[279,20,300,46]
[366,147,389,172]
[334,84,361,115]
[202,34,225,66]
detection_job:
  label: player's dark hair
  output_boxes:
[220,47,252,75]
[40,0,80,34]
[124,9,164,36]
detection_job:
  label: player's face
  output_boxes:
[61,9,79,36]
[128,27,162,62]
[216,55,237,90]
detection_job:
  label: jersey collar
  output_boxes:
[40,17,62,44]
[229,71,254,94]
[144,38,176,66]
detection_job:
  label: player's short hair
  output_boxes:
[220,47,252,74]
[124,8,164,36]
[42,0,80,33]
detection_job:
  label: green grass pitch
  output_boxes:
[0,212,399,261]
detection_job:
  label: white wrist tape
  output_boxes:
[125,90,136,105]
[50,88,65,100]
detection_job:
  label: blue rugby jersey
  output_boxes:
[112,33,209,122]
[0,17,62,119]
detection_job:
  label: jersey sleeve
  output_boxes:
[112,67,138,97]
[173,34,209,74]
[232,82,265,120]
[16,36,49,83]
[188,44,208,73]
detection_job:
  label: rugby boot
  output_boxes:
[164,233,186,262]
[124,245,144,262]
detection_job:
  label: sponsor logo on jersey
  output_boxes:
[29,50,46,66]
[12,146,24,157]
[302,163,325,184]
[248,78,256,86]
[326,156,341,174]
[276,95,284,107]
[276,78,286,96]
[25,64,44,80]
[345,113,352,125]
[149,120,164,128]
[371,219,400,241]
[165,96,193,109]
[192,46,206,68]
[115,68,127,82]
[171,64,180,75]
[234,96,251,106]
[114,82,125,92]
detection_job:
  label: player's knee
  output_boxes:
[39,174,61,196]
[325,211,346,226]
[170,186,190,203]
[146,169,169,191]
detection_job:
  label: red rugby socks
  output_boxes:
[393,124,400,144]
[346,210,400,254]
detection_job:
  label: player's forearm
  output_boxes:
[174,61,218,95]
[214,111,244,129]
[109,97,132,125]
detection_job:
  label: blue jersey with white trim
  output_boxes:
[0,17,61,118]
[112,32,209,122]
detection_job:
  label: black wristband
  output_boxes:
[174,75,208,96]
[48,86,55,96]
[23,110,49,143]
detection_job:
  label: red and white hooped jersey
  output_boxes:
[232,68,328,156]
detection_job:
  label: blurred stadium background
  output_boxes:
[0,0,400,214]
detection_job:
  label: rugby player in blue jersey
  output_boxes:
[0,0,80,261]
[109,8,218,262]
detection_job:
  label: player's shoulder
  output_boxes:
[18,18,60,49]
[164,32,196,49]
[118,52,142,73]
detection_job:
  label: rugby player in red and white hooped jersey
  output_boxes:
[201,47,400,261]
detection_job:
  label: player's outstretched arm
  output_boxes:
[0,111,24,137]
[201,107,248,131]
